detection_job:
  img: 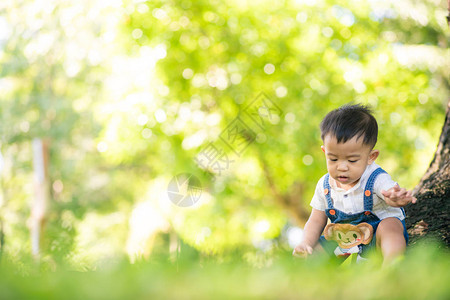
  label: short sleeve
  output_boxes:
[373,172,398,202]
[310,175,327,211]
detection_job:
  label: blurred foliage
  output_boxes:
[0,0,448,270]
[0,241,449,299]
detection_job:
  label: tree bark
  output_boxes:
[406,3,450,246]
[405,101,450,246]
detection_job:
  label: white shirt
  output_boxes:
[310,163,405,220]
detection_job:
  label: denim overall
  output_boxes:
[319,167,408,257]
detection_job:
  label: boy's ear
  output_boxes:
[368,149,379,164]
[321,145,325,153]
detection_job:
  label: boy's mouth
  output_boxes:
[338,176,349,182]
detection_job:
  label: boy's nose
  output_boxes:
[337,162,348,171]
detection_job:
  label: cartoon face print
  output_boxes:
[334,230,363,247]
[324,222,374,249]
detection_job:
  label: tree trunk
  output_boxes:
[29,138,50,258]
[405,101,450,246]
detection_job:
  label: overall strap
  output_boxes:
[323,174,334,209]
[363,167,387,211]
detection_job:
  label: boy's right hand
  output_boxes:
[292,242,313,258]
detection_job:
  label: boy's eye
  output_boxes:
[349,160,358,163]
[329,159,338,162]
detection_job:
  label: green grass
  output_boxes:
[0,241,449,300]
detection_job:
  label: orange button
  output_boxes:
[364,211,371,216]
[329,209,336,215]
[365,190,371,197]
[324,188,329,195]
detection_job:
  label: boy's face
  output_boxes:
[321,134,379,190]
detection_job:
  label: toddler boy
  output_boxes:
[293,104,416,264]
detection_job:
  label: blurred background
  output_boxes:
[0,0,448,271]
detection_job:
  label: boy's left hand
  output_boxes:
[381,185,417,207]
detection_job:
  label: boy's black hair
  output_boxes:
[320,103,378,148]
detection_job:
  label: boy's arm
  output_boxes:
[293,208,328,257]
[375,172,417,207]
[381,185,417,207]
